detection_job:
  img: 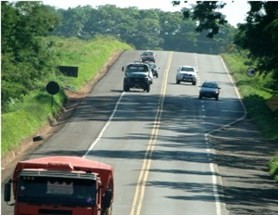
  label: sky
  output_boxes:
[41,0,250,27]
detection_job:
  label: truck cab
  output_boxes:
[4,156,114,215]
[122,62,153,92]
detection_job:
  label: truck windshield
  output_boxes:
[126,65,148,73]
[17,175,97,207]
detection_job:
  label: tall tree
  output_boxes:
[234,2,278,80]
[174,1,278,82]
[1,1,59,110]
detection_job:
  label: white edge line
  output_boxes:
[82,92,125,158]
[205,56,248,215]
[208,56,247,134]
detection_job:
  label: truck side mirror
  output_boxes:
[4,180,11,202]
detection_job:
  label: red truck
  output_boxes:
[4,156,114,215]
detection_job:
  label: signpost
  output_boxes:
[46,81,60,107]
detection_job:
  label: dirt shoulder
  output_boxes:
[1,51,124,182]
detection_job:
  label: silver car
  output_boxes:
[176,65,198,85]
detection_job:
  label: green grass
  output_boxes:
[49,36,133,91]
[1,90,66,154]
[222,52,278,182]
[269,156,278,183]
[1,36,133,156]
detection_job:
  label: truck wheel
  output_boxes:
[102,206,112,215]
[123,85,130,92]
[145,85,150,92]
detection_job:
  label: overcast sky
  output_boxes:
[41,0,250,27]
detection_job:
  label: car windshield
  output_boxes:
[17,175,97,207]
[180,67,194,72]
[202,82,218,88]
[126,65,149,73]
[142,52,154,56]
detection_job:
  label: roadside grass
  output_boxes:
[269,157,278,183]
[1,91,66,155]
[1,36,133,156]
[222,52,278,182]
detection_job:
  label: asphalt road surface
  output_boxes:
[2,51,278,215]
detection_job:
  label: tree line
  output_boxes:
[51,4,236,54]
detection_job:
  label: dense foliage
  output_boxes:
[234,2,278,82]
[1,1,60,111]
[50,4,235,53]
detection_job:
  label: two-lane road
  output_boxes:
[2,51,245,215]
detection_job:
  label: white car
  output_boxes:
[176,65,198,85]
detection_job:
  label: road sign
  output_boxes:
[247,68,256,77]
[46,81,60,95]
[59,66,78,77]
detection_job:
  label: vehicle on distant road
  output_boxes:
[199,81,221,100]
[144,61,159,78]
[176,65,198,85]
[122,62,153,92]
[141,50,155,63]
[4,156,114,215]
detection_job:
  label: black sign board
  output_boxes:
[59,66,78,77]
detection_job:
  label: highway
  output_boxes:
[0,50,254,215]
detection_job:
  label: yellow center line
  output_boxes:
[130,52,173,215]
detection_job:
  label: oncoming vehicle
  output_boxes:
[141,50,155,63]
[176,65,198,85]
[4,156,114,215]
[122,62,153,92]
[144,61,159,78]
[199,81,221,100]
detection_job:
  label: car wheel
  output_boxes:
[215,95,219,100]
[199,94,202,99]
[176,80,180,84]
[192,82,196,85]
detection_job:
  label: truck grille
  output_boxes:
[129,77,145,82]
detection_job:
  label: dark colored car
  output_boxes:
[199,81,220,100]
[144,61,159,78]
[141,51,155,63]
